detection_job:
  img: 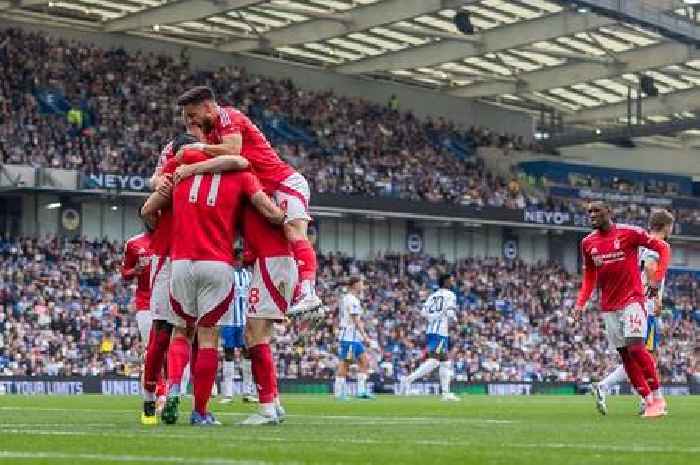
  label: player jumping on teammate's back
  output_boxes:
[334,277,378,400]
[593,209,674,416]
[176,86,321,317]
[218,252,258,404]
[574,201,670,419]
[400,275,459,401]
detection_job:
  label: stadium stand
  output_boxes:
[0,236,695,384]
[3,27,700,227]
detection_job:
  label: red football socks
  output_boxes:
[250,343,277,404]
[291,239,317,282]
[627,342,660,392]
[192,347,218,416]
[619,346,651,398]
[143,325,170,394]
[167,335,191,393]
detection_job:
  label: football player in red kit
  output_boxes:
[574,201,670,418]
[176,86,321,316]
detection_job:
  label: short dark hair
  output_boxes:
[171,133,199,154]
[649,209,674,232]
[439,274,452,288]
[176,86,215,106]
[348,276,362,287]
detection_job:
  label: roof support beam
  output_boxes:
[569,87,700,123]
[449,41,700,98]
[218,0,448,53]
[335,11,614,74]
[520,46,614,64]
[103,0,262,33]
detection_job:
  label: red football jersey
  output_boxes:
[149,147,210,257]
[577,224,670,312]
[205,106,295,189]
[242,205,291,259]
[149,143,176,258]
[121,233,152,311]
[170,165,263,263]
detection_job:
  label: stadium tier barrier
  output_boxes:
[1,377,698,396]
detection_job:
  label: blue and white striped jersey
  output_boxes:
[421,289,457,337]
[221,267,251,327]
[339,293,363,342]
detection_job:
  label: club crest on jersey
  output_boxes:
[614,239,620,250]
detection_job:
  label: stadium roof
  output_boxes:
[3,0,700,130]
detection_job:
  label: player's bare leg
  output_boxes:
[285,219,322,316]
[242,318,281,425]
[189,325,221,426]
[162,326,193,424]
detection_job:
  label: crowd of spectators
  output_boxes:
[0,27,528,207]
[0,236,696,385]
[2,27,700,225]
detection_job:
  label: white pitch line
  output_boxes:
[509,443,700,454]
[0,450,301,465]
[0,406,516,425]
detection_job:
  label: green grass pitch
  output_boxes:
[0,395,698,465]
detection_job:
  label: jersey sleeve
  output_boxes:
[575,240,596,308]
[120,242,137,280]
[240,172,264,197]
[217,108,243,138]
[161,157,179,175]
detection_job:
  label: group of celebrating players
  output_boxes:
[121,85,673,426]
[123,85,322,426]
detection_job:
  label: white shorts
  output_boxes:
[274,172,311,223]
[170,260,235,327]
[135,310,153,345]
[247,256,298,321]
[602,302,647,349]
[150,255,181,325]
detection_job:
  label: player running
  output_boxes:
[400,275,459,401]
[593,209,674,415]
[176,86,321,316]
[219,252,258,404]
[574,201,670,419]
[334,277,377,400]
[239,206,299,425]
